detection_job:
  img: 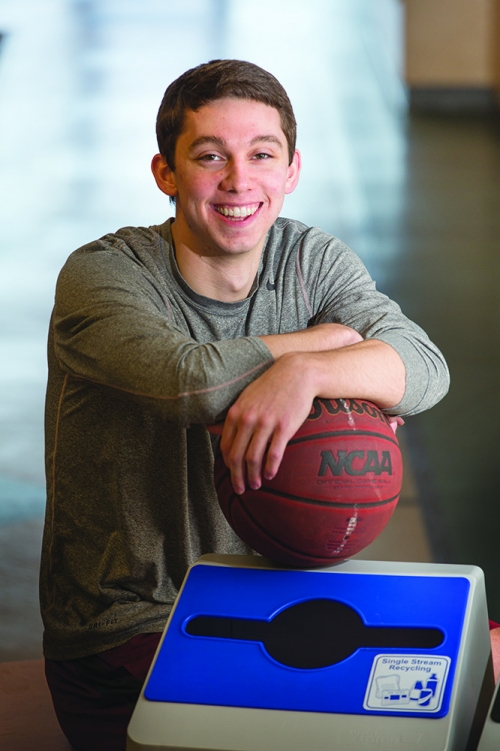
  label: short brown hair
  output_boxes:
[156,59,297,170]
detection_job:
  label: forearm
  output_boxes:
[260,324,445,416]
[282,338,406,411]
[259,323,363,358]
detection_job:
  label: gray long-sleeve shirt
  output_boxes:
[40,217,449,659]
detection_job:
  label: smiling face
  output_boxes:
[152,98,301,263]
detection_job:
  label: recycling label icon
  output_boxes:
[363,654,451,714]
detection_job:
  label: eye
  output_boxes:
[253,152,272,160]
[198,153,224,162]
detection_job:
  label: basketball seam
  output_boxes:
[216,468,400,508]
[288,429,399,447]
[252,487,400,508]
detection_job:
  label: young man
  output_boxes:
[41,59,449,750]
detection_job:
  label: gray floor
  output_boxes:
[2,0,498,663]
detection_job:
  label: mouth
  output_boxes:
[213,203,261,221]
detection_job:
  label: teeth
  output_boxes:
[215,204,259,218]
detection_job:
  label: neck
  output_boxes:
[170,223,263,303]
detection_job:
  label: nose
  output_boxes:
[218,157,252,193]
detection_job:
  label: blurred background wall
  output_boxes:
[1,0,500,661]
[405,0,500,111]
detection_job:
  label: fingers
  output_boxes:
[221,410,275,495]
[263,431,289,482]
[388,415,405,434]
[220,398,309,495]
[244,428,273,490]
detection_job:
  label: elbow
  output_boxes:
[400,358,450,417]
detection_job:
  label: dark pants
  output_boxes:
[45,632,162,751]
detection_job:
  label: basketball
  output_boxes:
[214,398,403,567]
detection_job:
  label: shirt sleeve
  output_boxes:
[299,231,450,416]
[52,245,274,425]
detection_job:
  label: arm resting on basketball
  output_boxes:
[220,338,405,495]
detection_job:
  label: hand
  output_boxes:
[220,353,314,495]
[260,322,363,358]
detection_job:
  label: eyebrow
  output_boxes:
[188,134,284,152]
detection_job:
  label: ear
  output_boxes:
[151,154,177,198]
[284,149,301,195]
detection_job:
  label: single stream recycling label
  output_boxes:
[363,654,451,714]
